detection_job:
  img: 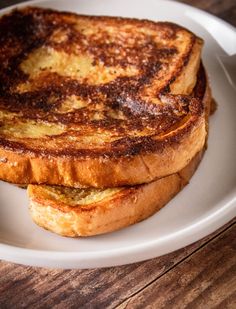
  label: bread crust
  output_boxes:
[28,149,204,236]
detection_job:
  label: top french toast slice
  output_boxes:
[0,7,205,188]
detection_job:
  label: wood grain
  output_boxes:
[0,0,236,308]
[178,0,236,26]
[0,220,235,308]
[117,222,236,309]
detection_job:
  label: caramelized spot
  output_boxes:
[42,185,123,206]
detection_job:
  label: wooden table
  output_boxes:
[0,0,235,308]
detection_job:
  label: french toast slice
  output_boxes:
[0,7,205,188]
[28,149,204,237]
[27,66,211,237]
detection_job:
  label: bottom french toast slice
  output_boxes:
[28,148,204,237]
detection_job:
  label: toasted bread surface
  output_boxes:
[0,7,205,187]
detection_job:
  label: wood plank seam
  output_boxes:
[115,219,236,309]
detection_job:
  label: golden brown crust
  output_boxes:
[28,149,204,237]
[0,119,205,187]
[0,7,205,187]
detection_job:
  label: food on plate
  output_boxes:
[0,7,212,236]
[0,7,205,188]
[28,63,211,236]
[28,149,205,236]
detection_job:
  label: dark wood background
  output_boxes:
[0,0,235,308]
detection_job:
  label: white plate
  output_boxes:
[0,0,235,269]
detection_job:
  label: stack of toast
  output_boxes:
[0,7,212,236]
